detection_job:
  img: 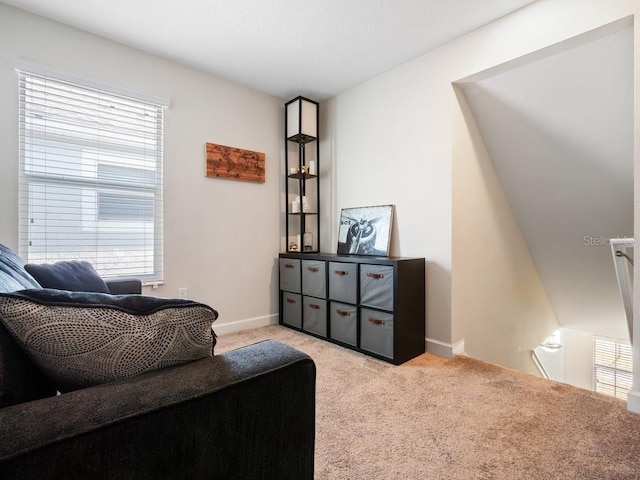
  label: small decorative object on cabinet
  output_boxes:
[279,252,426,364]
[285,96,320,253]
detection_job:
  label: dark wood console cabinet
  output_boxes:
[279,252,425,365]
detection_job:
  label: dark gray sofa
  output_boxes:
[0,245,316,479]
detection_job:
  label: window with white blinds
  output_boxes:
[18,70,164,281]
[593,337,633,400]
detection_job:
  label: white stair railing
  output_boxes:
[531,349,550,379]
[610,237,634,341]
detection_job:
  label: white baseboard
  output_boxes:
[214,314,279,336]
[426,337,454,358]
[452,338,465,356]
[425,337,466,358]
[627,389,640,414]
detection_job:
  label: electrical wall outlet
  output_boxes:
[177,288,188,299]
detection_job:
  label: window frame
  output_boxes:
[17,67,167,283]
[593,337,633,400]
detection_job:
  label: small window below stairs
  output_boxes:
[593,337,632,400]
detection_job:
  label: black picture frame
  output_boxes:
[337,205,394,256]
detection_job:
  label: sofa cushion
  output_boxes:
[24,261,110,293]
[0,322,57,407]
[0,244,41,294]
[0,289,218,392]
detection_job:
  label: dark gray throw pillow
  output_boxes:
[24,260,110,293]
[0,289,218,392]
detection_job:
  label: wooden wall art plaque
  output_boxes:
[206,142,265,183]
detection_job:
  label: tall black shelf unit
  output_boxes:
[284,96,320,254]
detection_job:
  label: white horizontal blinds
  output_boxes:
[593,338,633,400]
[18,71,164,281]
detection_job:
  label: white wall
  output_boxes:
[0,4,283,333]
[563,328,595,391]
[451,87,559,375]
[323,0,640,361]
[458,21,633,342]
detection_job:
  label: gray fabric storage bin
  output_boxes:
[360,265,394,311]
[282,292,302,328]
[280,258,301,293]
[329,302,357,346]
[301,260,326,298]
[303,296,327,337]
[328,262,357,304]
[360,308,394,359]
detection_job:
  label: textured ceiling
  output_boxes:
[0,0,535,100]
[459,20,634,340]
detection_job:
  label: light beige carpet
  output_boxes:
[217,325,640,479]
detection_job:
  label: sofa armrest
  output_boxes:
[0,340,316,480]
[105,278,142,294]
